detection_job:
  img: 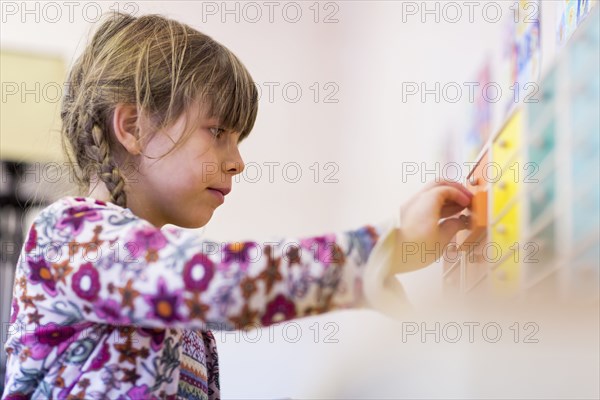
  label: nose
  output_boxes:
[222,141,245,176]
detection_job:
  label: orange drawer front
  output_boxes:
[456,151,489,251]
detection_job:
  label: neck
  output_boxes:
[87,179,111,204]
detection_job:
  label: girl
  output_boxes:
[2,11,472,400]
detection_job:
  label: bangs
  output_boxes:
[192,45,259,143]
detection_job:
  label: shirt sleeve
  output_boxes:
[21,197,397,331]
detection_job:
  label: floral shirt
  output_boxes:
[2,196,391,399]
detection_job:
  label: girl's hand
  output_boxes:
[393,180,473,272]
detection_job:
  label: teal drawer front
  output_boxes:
[528,169,556,226]
[528,119,556,168]
[572,186,600,243]
[527,69,556,124]
[572,150,599,187]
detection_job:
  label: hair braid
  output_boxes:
[81,109,127,208]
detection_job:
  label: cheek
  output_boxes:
[191,150,221,185]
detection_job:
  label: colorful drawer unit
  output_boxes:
[456,151,489,251]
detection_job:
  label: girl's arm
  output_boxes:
[21,197,396,331]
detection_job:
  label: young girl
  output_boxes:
[2,12,472,400]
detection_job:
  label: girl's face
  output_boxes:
[127,106,245,228]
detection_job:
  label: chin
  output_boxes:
[181,212,213,229]
[165,204,213,229]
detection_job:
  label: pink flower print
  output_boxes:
[27,257,56,296]
[300,234,340,265]
[25,225,37,253]
[126,385,152,400]
[21,322,76,360]
[222,242,258,271]
[56,205,102,235]
[124,226,168,262]
[89,342,111,371]
[72,263,101,301]
[10,298,19,324]
[261,294,297,326]
[4,393,28,400]
[137,327,166,352]
[144,278,183,323]
[183,253,215,292]
[94,299,129,324]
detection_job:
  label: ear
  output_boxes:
[112,103,142,155]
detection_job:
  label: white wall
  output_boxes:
[2,1,597,398]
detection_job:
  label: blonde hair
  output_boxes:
[60,11,259,208]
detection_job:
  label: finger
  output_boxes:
[426,179,474,200]
[430,185,472,210]
[440,202,466,218]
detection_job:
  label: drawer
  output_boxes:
[492,164,521,221]
[456,151,489,250]
[463,241,490,291]
[572,186,600,243]
[528,118,556,168]
[491,202,521,260]
[526,69,556,125]
[527,168,556,227]
[491,252,520,294]
[493,110,522,169]
[572,152,600,192]
[572,100,600,143]
[522,222,556,286]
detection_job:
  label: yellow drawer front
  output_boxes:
[492,162,521,221]
[491,253,520,294]
[490,202,520,260]
[493,110,522,169]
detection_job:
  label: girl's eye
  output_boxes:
[210,127,226,138]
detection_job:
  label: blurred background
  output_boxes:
[1,1,599,398]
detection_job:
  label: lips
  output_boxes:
[207,187,231,196]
